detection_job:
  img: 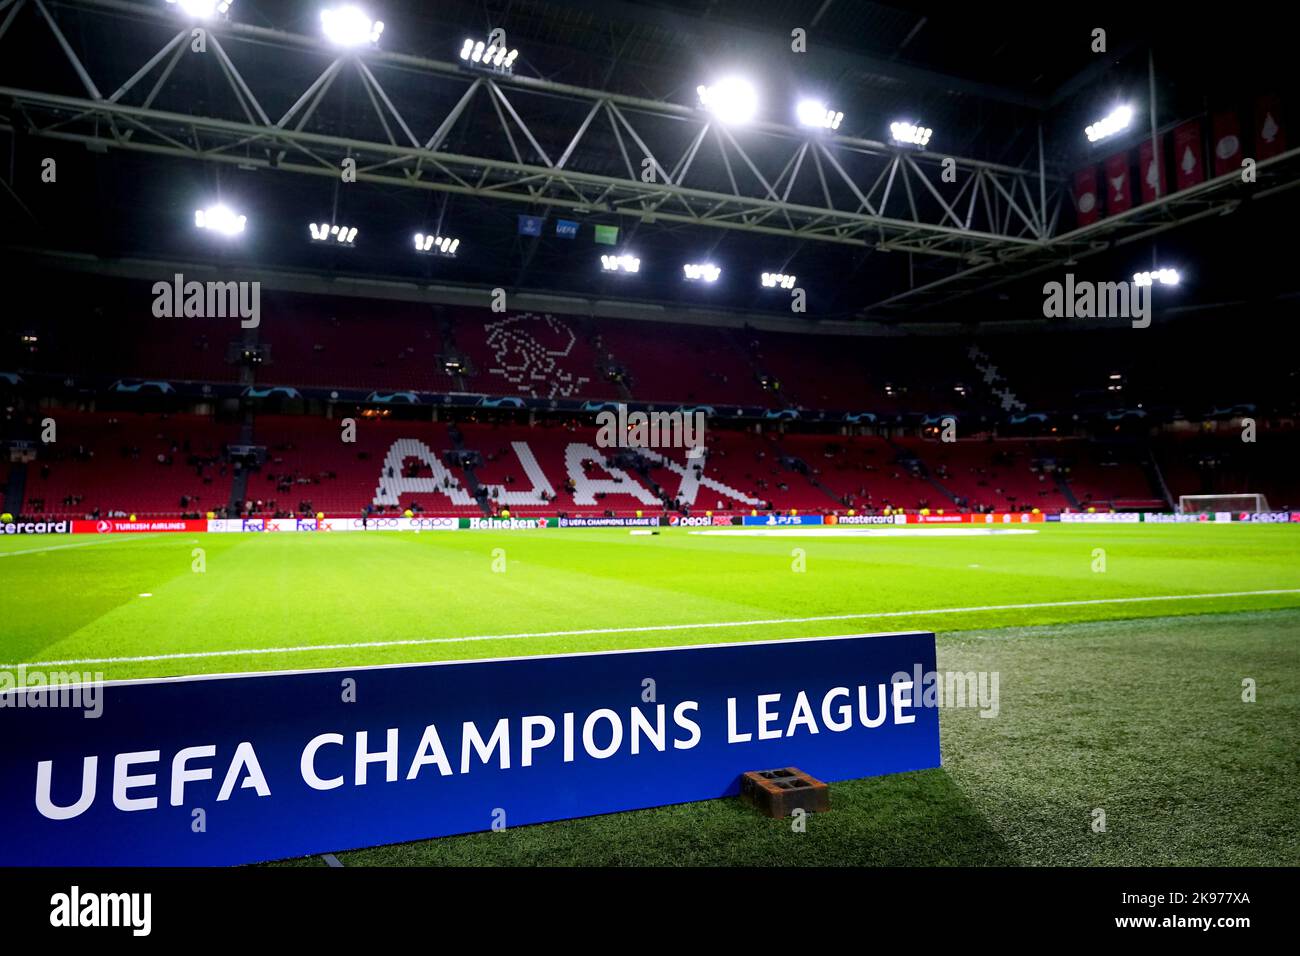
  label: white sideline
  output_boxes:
[7,587,1300,668]
[0,534,159,558]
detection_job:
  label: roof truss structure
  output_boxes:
[1,0,1297,315]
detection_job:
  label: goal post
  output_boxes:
[1178,493,1270,515]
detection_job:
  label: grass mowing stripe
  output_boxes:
[0,534,160,558]
[10,587,1300,669]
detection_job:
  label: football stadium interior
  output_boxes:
[0,0,1297,873]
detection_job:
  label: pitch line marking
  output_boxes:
[0,534,160,558]
[8,588,1300,669]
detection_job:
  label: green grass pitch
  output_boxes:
[3,523,1298,865]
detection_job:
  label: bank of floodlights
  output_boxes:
[683,263,721,283]
[194,204,246,236]
[1086,105,1133,143]
[761,272,796,289]
[309,223,358,245]
[797,99,843,131]
[697,78,758,124]
[601,253,641,274]
[890,121,932,147]
[415,233,460,256]
[460,37,519,72]
[166,0,231,18]
[320,5,384,47]
[1133,268,1180,287]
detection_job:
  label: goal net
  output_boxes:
[1178,493,1270,515]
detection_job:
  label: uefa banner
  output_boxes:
[0,633,939,866]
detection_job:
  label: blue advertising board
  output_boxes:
[742,514,825,526]
[0,632,939,865]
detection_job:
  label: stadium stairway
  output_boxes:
[1144,446,1177,511]
[767,435,857,509]
[922,473,962,510]
[886,438,963,511]
[1054,470,1081,510]
[446,425,497,517]
[3,461,26,517]
[229,414,254,516]
[228,465,250,517]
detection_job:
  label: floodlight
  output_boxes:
[194,204,246,236]
[683,263,721,283]
[414,232,459,256]
[1085,105,1133,143]
[890,121,932,147]
[460,36,519,72]
[761,272,796,289]
[320,6,384,47]
[1133,268,1180,287]
[166,0,231,17]
[309,223,357,244]
[797,99,843,131]
[697,78,758,124]
[601,253,641,274]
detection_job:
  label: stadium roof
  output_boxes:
[0,0,1297,322]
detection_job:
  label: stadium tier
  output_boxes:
[9,409,1295,520]
[254,293,461,394]
[18,411,237,519]
[5,278,1296,426]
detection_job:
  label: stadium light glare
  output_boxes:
[309,223,358,244]
[797,99,843,131]
[696,78,758,124]
[889,121,932,147]
[320,6,384,47]
[601,253,641,274]
[1085,105,1133,143]
[166,0,231,17]
[761,271,796,289]
[415,232,460,256]
[460,36,518,72]
[194,204,246,237]
[1133,268,1180,287]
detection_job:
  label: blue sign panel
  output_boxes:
[555,219,578,238]
[517,214,543,236]
[0,632,939,865]
[742,514,825,526]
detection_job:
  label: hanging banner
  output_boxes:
[1073,166,1100,226]
[1172,120,1205,191]
[1137,137,1167,204]
[1211,111,1243,177]
[1103,151,1133,215]
[1254,95,1285,159]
